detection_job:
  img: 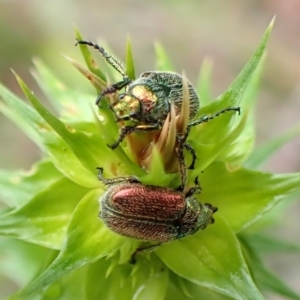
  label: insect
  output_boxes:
[97,167,217,263]
[76,40,200,149]
[76,40,240,170]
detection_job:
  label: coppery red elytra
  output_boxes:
[97,167,217,263]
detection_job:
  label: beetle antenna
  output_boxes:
[76,39,128,78]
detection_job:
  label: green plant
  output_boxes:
[0,20,300,300]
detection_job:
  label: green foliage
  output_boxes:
[0,19,300,300]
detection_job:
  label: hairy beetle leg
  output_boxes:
[108,123,161,149]
[175,136,187,192]
[180,107,241,170]
[107,126,138,149]
[184,142,197,169]
[188,107,241,129]
[97,167,140,185]
[96,80,131,106]
[129,243,161,264]
[185,176,202,198]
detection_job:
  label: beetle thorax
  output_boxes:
[127,84,160,122]
[194,202,215,232]
[112,96,141,121]
[181,198,213,236]
[124,77,172,123]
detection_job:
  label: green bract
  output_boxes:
[0,20,300,300]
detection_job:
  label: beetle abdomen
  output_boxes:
[100,208,179,242]
[140,71,200,120]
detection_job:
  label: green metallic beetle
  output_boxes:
[110,71,200,123]
[76,40,240,169]
[76,40,200,148]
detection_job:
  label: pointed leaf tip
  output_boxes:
[10,69,18,80]
[73,26,83,41]
[126,36,136,80]
[263,17,275,42]
[269,16,276,28]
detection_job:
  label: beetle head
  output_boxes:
[195,202,218,230]
[182,198,218,236]
[111,93,142,122]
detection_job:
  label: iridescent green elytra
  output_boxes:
[112,71,200,123]
[76,40,200,149]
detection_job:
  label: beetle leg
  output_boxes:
[188,107,241,129]
[129,243,161,264]
[185,176,202,197]
[176,128,196,171]
[183,142,197,169]
[181,107,240,169]
[175,134,187,192]
[96,167,140,185]
[108,125,137,149]
[108,123,161,149]
[95,80,131,106]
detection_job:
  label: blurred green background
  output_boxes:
[0,1,299,299]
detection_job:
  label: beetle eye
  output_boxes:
[129,112,137,118]
[119,93,125,100]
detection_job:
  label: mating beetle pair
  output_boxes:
[76,40,240,262]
